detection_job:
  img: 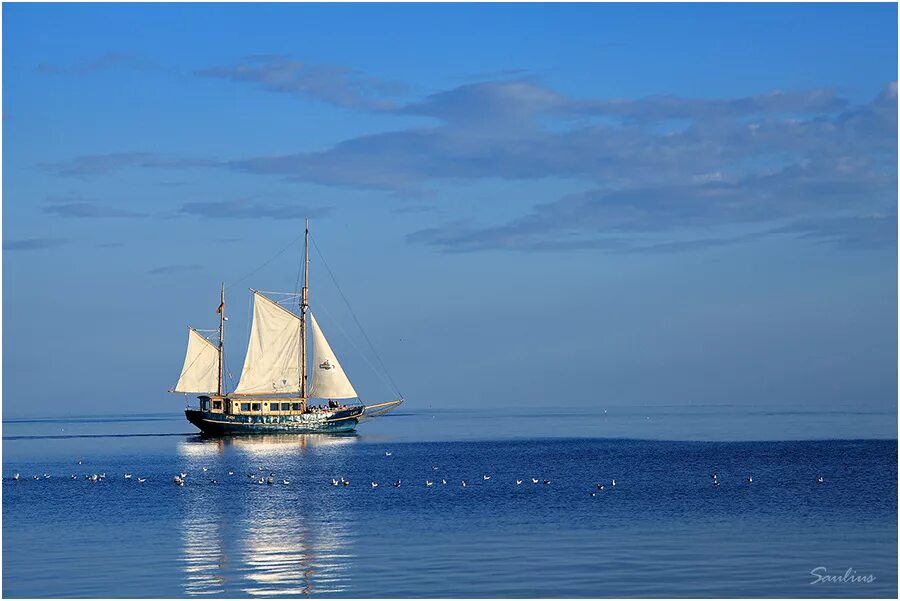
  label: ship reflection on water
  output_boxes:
[177,435,357,596]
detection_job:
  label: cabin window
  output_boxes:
[281,402,291,411]
[241,403,251,412]
[212,400,222,410]
[200,399,210,411]
[292,403,302,411]
[251,403,261,411]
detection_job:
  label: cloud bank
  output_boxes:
[42,63,898,252]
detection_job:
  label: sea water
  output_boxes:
[2,407,897,598]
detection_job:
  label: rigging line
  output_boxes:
[315,301,397,400]
[310,235,404,399]
[225,231,306,291]
[223,334,239,393]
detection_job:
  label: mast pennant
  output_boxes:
[174,329,220,393]
[233,292,303,395]
[308,311,358,399]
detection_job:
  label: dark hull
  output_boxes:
[185,408,361,435]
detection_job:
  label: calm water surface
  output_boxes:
[2,408,897,597]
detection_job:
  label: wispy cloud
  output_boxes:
[771,214,898,251]
[44,202,147,219]
[36,52,154,76]
[408,155,897,253]
[3,238,69,251]
[196,55,408,110]
[148,264,203,275]
[179,199,331,220]
[40,152,219,179]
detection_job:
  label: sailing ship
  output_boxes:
[171,221,403,435]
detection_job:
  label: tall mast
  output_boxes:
[300,219,310,410]
[217,282,225,397]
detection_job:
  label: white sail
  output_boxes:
[308,311,358,399]
[234,292,302,395]
[174,328,219,393]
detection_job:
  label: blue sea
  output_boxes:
[2,406,897,598]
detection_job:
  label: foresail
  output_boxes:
[234,292,302,395]
[174,328,219,393]
[308,311,358,399]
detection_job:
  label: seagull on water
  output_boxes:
[817,476,825,484]
[441,479,447,485]
[179,472,187,479]
[531,478,539,484]
[426,480,434,487]
[543,480,551,485]
[596,484,604,491]
[747,476,753,483]
[124,473,132,479]
[43,473,51,479]
[174,476,185,486]
[13,473,19,481]
[331,478,340,486]
[71,474,77,480]
[516,479,523,485]
[483,475,491,481]
[210,479,218,485]
[32,475,40,480]
[202,467,209,472]
[461,480,467,487]
[385,451,392,457]
[393,480,401,488]
[590,492,597,497]
[138,477,147,483]
[266,477,274,485]
[228,471,234,476]
[611,479,616,487]
[371,481,379,488]
[282,479,290,485]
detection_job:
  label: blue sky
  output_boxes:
[3,3,897,418]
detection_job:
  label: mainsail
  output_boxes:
[233,292,302,395]
[308,311,358,399]
[174,328,220,393]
